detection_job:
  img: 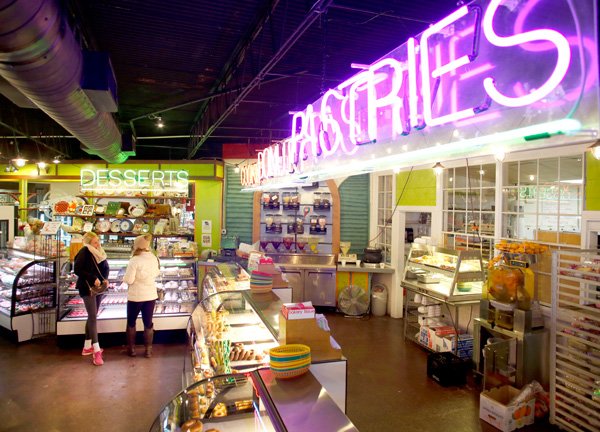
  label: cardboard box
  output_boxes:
[480,386,535,432]
[281,302,315,320]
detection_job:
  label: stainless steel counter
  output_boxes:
[257,368,358,432]
[337,264,395,274]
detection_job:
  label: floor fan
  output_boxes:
[337,285,370,317]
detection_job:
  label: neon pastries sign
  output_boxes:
[241,0,598,187]
[81,168,189,194]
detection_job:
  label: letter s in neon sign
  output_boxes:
[482,0,571,107]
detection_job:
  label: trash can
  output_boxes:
[371,283,388,316]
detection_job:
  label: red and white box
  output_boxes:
[281,302,315,320]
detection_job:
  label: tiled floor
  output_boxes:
[0,314,559,432]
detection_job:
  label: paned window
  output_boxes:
[375,174,393,265]
[442,164,496,261]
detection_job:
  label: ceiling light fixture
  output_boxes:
[234,164,240,174]
[37,161,47,169]
[12,157,27,167]
[156,116,164,129]
[589,141,600,160]
[52,156,61,164]
[432,162,445,175]
[494,148,506,162]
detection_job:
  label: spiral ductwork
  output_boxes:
[0,0,128,163]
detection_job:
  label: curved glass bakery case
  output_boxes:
[151,368,357,432]
[0,249,57,341]
[185,290,281,387]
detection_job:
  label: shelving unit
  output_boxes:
[401,244,483,356]
[550,250,600,432]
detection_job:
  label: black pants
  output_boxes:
[126,300,156,328]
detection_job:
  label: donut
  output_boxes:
[181,419,203,432]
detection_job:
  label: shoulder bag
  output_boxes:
[87,255,109,296]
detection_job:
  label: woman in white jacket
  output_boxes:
[123,234,160,358]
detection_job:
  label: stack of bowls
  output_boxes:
[269,344,311,379]
[250,270,273,293]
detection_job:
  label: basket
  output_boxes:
[269,344,311,379]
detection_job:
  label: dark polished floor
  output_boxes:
[0,314,558,432]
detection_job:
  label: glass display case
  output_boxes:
[184,289,280,388]
[402,244,484,302]
[0,249,57,342]
[200,262,250,299]
[57,257,198,335]
[151,368,357,432]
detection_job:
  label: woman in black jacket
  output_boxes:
[73,232,109,366]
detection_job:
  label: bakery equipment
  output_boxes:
[362,247,382,264]
[338,241,360,266]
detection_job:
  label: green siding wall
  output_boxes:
[224,166,253,245]
[339,174,370,255]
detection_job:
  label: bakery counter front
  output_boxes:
[151,368,358,432]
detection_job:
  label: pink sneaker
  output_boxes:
[92,350,104,366]
[82,347,103,356]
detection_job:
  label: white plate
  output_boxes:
[110,220,121,233]
[96,220,111,233]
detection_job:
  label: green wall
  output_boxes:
[586,153,600,211]
[396,169,436,206]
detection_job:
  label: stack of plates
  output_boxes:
[250,270,273,293]
[269,344,311,379]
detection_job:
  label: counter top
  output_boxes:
[276,263,337,270]
[257,368,358,432]
[337,264,395,274]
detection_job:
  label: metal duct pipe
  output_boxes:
[0,0,128,163]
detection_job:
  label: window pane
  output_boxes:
[444,211,453,231]
[505,162,519,186]
[516,214,536,239]
[560,185,581,214]
[559,216,580,233]
[539,186,559,214]
[482,188,495,211]
[539,158,558,183]
[455,190,466,210]
[502,213,518,238]
[454,212,466,233]
[454,167,467,188]
[520,161,537,185]
[560,156,582,183]
[444,190,453,210]
[503,188,519,212]
[468,165,481,188]
[443,169,453,188]
[468,189,481,211]
[538,215,558,232]
[481,164,496,187]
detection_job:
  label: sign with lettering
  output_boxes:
[241,0,598,188]
[81,168,189,195]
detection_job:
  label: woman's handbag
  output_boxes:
[87,255,109,295]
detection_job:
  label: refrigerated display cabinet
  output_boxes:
[151,369,357,432]
[57,257,198,335]
[0,249,57,342]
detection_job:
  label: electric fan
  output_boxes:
[337,285,370,317]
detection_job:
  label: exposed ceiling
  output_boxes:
[0,0,459,163]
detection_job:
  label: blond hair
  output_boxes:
[82,232,99,245]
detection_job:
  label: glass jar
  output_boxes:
[262,192,271,206]
[322,192,331,209]
[313,192,322,208]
